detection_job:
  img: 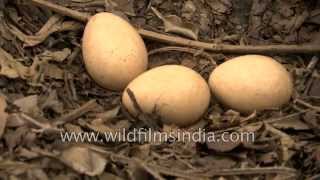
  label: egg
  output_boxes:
[209,55,293,113]
[122,65,211,126]
[82,13,148,91]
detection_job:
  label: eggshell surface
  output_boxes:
[209,55,293,113]
[122,65,211,127]
[82,13,148,90]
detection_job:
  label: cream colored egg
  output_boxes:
[82,12,148,91]
[122,65,211,127]
[209,55,293,113]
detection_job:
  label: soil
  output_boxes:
[0,0,319,180]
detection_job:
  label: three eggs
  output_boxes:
[82,13,293,127]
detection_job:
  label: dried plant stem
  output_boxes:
[213,110,310,134]
[150,165,297,178]
[30,0,320,54]
[54,99,98,125]
[100,149,297,179]
[148,46,215,64]
[295,98,320,112]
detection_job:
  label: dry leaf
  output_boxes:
[307,9,320,25]
[95,106,120,121]
[43,63,64,80]
[86,118,115,134]
[265,124,295,162]
[39,90,64,114]
[0,160,36,174]
[206,133,241,152]
[4,126,29,151]
[194,156,236,169]
[99,172,123,180]
[39,48,71,62]
[6,113,26,128]
[0,48,28,79]
[105,0,136,16]
[59,146,107,176]
[273,118,310,130]
[0,47,70,85]
[7,14,82,47]
[0,95,8,138]
[0,48,43,82]
[206,0,232,14]
[309,78,320,97]
[152,7,199,40]
[13,95,40,116]
[303,111,320,136]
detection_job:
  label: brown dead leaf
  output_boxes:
[0,47,70,85]
[64,123,83,134]
[130,144,150,160]
[193,156,236,169]
[309,78,320,97]
[206,132,241,152]
[39,89,64,114]
[16,147,41,159]
[99,172,123,180]
[303,111,320,136]
[265,124,295,162]
[105,0,136,16]
[4,126,29,151]
[272,117,310,130]
[258,151,278,165]
[6,14,82,47]
[59,146,107,176]
[13,95,40,117]
[152,7,199,40]
[0,95,8,138]
[0,48,44,82]
[39,48,71,62]
[43,63,64,79]
[0,159,36,174]
[181,59,197,69]
[206,0,232,14]
[238,123,263,133]
[95,106,120,121]
[307,9,320,24]
[0,48,28,79]
[6,113,26,128]
[86,118,115,134]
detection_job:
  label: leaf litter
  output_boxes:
[0,0,319,180]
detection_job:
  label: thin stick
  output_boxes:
[98,148,297,179]
[30,0,320,54]
[213,110,310,134]
[30,0,90,22]
[295,98,320,112]
[148,46,215,64]
[54,99,98,125]
[150,165,297,178]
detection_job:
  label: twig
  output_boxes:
[303,56,319,95]
[30,0,90,22]
[213,110,310,134]
[306,56,319,71]
[87,145,297,179]
[150,165,297,178]
[264,123,294,162]
[148,46,216,65]
[307,174,320,180]
[19,113,61,132]
[54,99,98,125]
[133,158,166,180]
[126,88,143,114]
[295,98,320,112]
[30,0,320,54]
